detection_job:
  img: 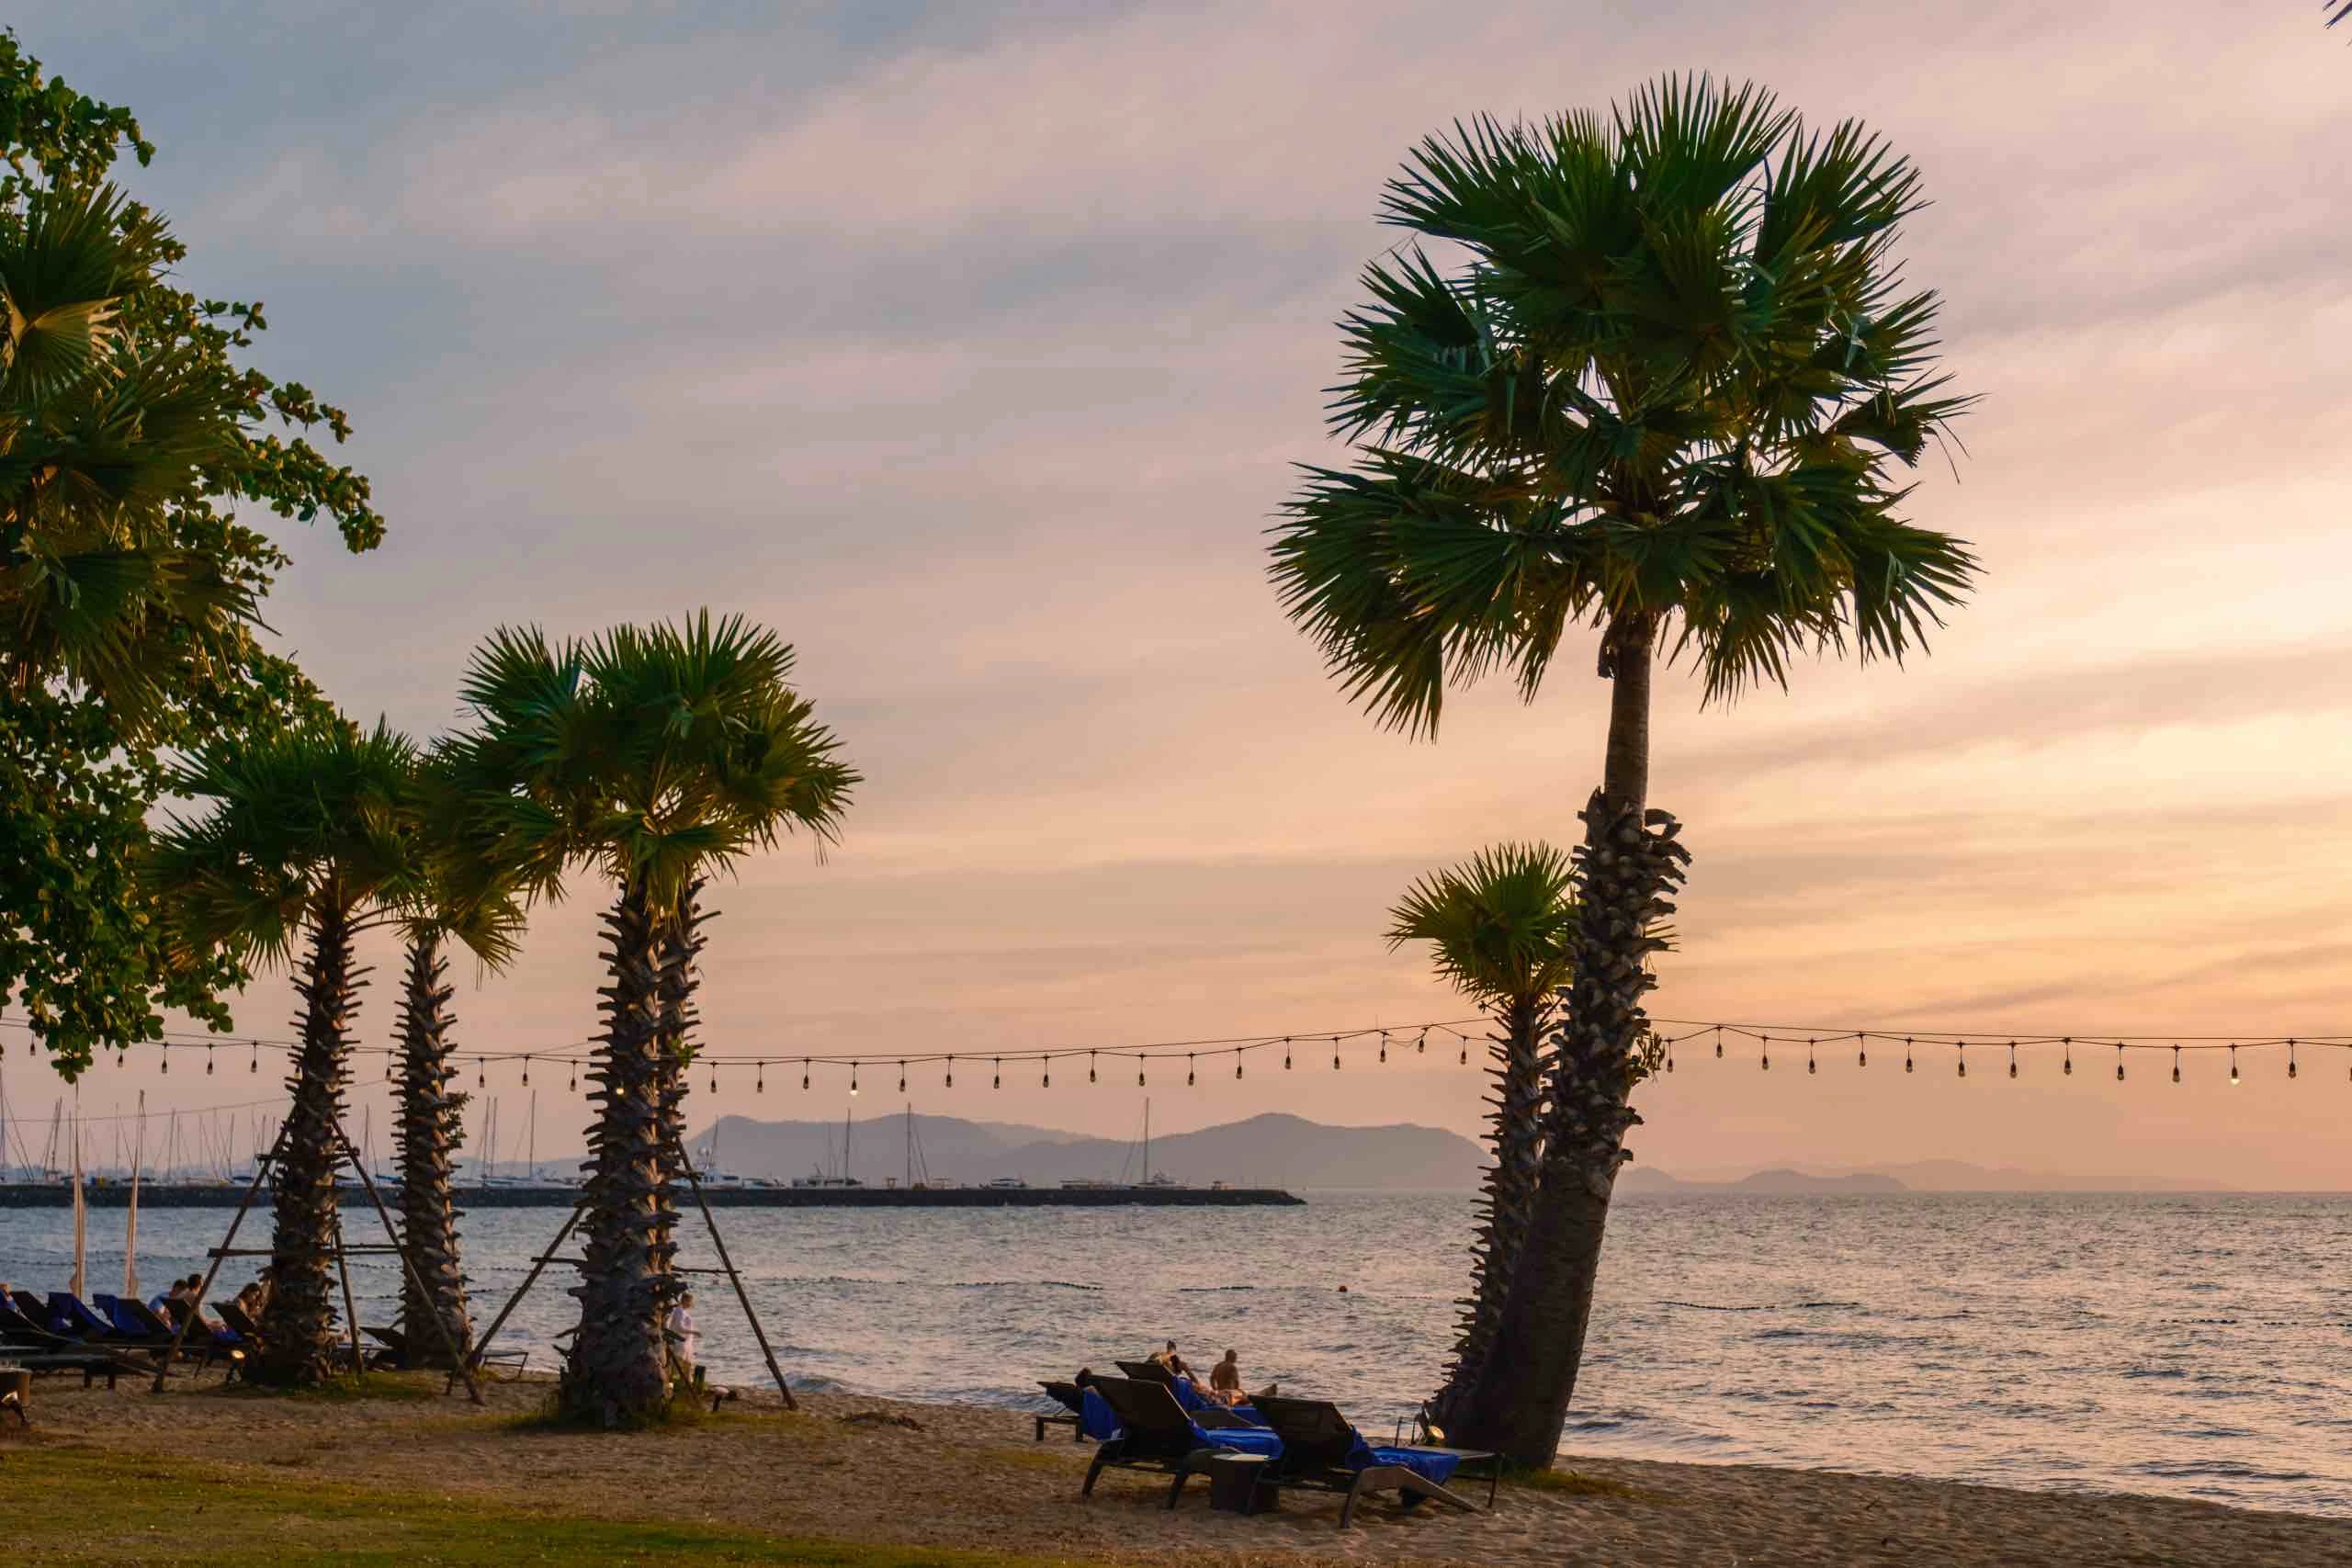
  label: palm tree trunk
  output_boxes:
[1430,990,1552,1427]
[560,880,682,1424]
[652,881,707,1264]
[253,901,361,1386]
[1447,620,1690,1466]
[392,931,471,1369]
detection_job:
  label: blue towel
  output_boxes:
[1349,1435,1463,1487]
[1200,1424,1283,1458]
[1167,1378,1267,1426]
[1080,1387,1122,1441]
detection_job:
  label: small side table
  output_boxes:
[1206,1450,1278,1514]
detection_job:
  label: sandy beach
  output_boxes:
[9,1371,2346,1567]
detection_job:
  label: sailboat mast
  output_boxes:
[1145,1099,1151,1185]
[844,1100,854,1186]
[528,1089,537,1181]
[904,1103,912,1190]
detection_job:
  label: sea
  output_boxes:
[6,1190,2347,1517]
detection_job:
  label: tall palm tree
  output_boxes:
[1387,843,1576,1428]
[455,613,857,1424]
[388,759,523,1370]
[146,718,424,1384]
[1268,75,1978,1464]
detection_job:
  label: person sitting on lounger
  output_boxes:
[1207,1349,1246,1404]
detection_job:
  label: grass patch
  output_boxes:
[4,1445,1104,1567]
[1505,1466,1668,1504]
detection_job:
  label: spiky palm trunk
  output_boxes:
[560,881,684,1423]
[653,882,707,1224]
[392,931,471,1368]
[254,902,360,1385]
[1430,990,1552,1427]
[1450,622,1689,1467]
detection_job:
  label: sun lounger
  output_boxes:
[1250,1395,1489,1529]
[48,1293,130,1342]
[1080,1376,1282,1508]
[6,1292,50,1330]
[1035,1380,1088,1442]
[214,1299,267,1346]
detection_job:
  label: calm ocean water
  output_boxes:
[7,1190,2348,1517]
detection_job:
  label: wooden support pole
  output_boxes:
[152,1122,288,1393]
[464,1200,584,1378]
[330,1110,483,1405]
[670,1135,797,1410]
[331,1208,364,1377]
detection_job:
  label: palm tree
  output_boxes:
[146,718,423,1384]
[388,758,524,1370]
[455,613,857,1424]
[1268,76,1978,1465]
[1387,843,1576,1428]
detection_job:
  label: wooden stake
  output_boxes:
[671,1134,797,1410]
[330,1109,483,1405]
[151,1120,288,1393]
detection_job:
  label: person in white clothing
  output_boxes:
[664,1292,699,1382]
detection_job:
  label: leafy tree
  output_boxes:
[0,28,381,1079]
[146,720,427,1385]
[455,614,857,1424]
[1387,842,1575,1429]
[1269,75,1977,1464]
[390,755,524,1371]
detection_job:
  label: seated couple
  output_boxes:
[1148,1341,1272,1407]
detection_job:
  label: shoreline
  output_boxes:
[15,1371,2348,1566]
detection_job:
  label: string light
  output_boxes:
[710,1062,718,1093]
[2064,1038,2073,1077]
[1714,1025,1724,1059]
[1043,1063,1051,1088]
[1905,1037,1914,1074]
[2117,1044,2125,1082]
[1858,1036,1867,1068]
[520,1056,529,1087]
[2007,1042,2017,1079]
[945,1056,954,1089]
[476,1061,484,1089]
[160,1051,167,1075]
[755,1064,764,1093]
[2173,1044,2182,1085]
[569,1063,578,1092]
[899,1061,907,1093]
[1378,1032,1388,1064]
[1332,1038,1341,1070]
[2229,1044,2239,1085]
[1283,1038,1294,1071]
[2289,1040,2299,1080]
[850,1064,859,1097]
[1957,1040,1966,1078]
[803,1061,811,1090]
[1136,1060,1145,1087]
[1416,1027,1428,1055]
[992,1057,1001,1089]
[1760,1035,1770,1072]
[1458,1032,1467,1066]
[1187,1055,1196,1087]
[206,1047,215,1076]
[251,1041,259,1075]
[1235,1054,1244,1079]
[1806,1039,1815,1075]
[1090,1051,1098,1084]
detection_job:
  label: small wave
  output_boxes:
[1178,1284,1259,1293]
[944,1280,1102,1292]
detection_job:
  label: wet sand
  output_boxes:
[15,1371,2346,1566]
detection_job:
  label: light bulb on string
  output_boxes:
[1714,1025,1724,1059]
[1043,1063,1051,1088]
[2117,1044,2126,1082]
[1378,1032,1388,1064]
[521,1056,529,1088]
[1905,1037,1914,1074]
[476,1061,484,1089]
[1760,1035,1770,1072]
[1665,1036,1674,1074]
[2172,1044,2181,1085]
[1416,1028,1428,1055]
[1957,1041,1967,1078]
[803,1060,811,1090]
[1235,1053,1243,1080]
[569,1063,578,1092]
[1136,1060,1146,1088]
[118,1049,127,1069]
[1187,1055,1196,1087]
[2229,1045,2238,1085]
[251,1041,260,1074]
[898,1061,907,1093]
[2007,1043,2017,1079]
[2288,1040,2298,1080]
[850,1064,859,1097]
[1332,1037,1341,1071]
[1458,1032,1467,1066]
[1806,1038,1815,1076]
[992,1057,1001,1089]
[2063,1038,2073,1077]
[207,1047,215,1076]
[160,1050,167,1075]
[1284,1037,1294,1071]
[756,1064,764,1093]
[1858,1035,1867,1068]
[1089,1051,1098,1084]
[710,1062,718,1094]
[944,1055,954,1089]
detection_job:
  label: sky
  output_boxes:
[7,2,2352,1188]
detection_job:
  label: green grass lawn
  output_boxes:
[0,1445,1102,1567]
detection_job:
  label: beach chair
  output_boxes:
[115,1297,245,1373]
[1115,1358,1176,1385]
[215,1299,267,1347]
[1250,1394,1489,1529]
[0,1304,141,1388]
[8,1292,56,1333]
[363,1324,412,1369]
[1035,1380,1087,1442]
[1080,1377,1280,1509]
[49,1293,130,1342]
